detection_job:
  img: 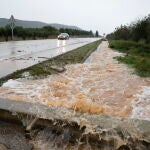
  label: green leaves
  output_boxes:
[111,40,150,77]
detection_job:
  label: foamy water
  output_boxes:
[0,41,150,120]
[131,86,150,120]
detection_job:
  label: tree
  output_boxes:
[89,30,94,37]
[95,30,99,37]
[106,14,150,43]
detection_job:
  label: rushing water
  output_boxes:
[0,41,149,150]
[0,115,149,150]
[0,41,149,120]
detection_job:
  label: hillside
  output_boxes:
[50,23,80,30]
[0,18,81,30]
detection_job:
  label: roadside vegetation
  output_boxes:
[110,40,150,77]
[107,14,150,77]
[0,40,101,86]
[0,25,94,41]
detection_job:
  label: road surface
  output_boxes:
[0,38,99,78]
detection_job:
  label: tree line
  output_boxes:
[0,25,95,41]
[107,14,150,44]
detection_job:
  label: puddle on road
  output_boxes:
[0,41,150,120]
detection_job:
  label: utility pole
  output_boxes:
[9,15,15,40]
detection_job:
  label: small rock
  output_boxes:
[50,65,66,72]
[22,72,30,78]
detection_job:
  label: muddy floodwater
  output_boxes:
[0,41,150,121]
[0,38,98,78]
[0,41,150,150]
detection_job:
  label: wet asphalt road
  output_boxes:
[0,38,99,78]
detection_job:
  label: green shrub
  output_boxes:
[111,40,150,77]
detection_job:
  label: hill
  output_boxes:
[50,23,80,30]
[0,18,81,30]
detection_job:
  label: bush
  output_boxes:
[107,14,150,44]
[109,40,150,55]
[111,40,150,77]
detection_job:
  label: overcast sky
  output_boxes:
[1,0,150,34]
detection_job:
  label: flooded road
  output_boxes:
[0,41,149,121]
[0,38,98,78]
[0,41,150,150]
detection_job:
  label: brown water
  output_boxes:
[0,41,150,149]
[0,118,149,150]
[0,41,149,121]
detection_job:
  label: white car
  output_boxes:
[58,33,69,40]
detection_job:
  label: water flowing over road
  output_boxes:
[0,38,99,78]
[0,41,150,150]
[0,41,150,121]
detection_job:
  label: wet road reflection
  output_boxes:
[0,38,99,78]
[57,40,66,55]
